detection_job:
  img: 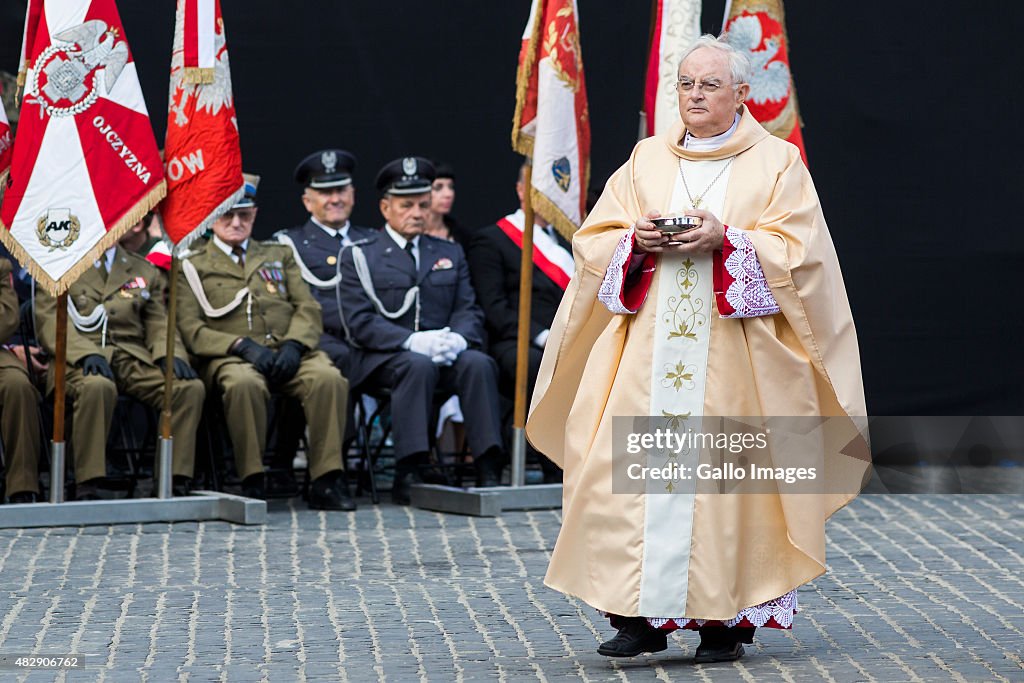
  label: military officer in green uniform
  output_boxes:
[36,239,206,500]
[175,175,355,511]
[0,257,43,503]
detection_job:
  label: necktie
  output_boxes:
[232,246,246,267]
[403,242,416,267]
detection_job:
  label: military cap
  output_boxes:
[233,173,260,208]
[375,156,436,196]
[294,149,357,189]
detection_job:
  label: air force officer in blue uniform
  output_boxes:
[275,149,374,377]
[337,157,505,503]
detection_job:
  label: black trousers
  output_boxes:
[492,341,559,476]
[366,349,503,462]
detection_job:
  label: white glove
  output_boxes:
[405,328,460,366]
[429,331,466,366]
[405,329,448,357]
[442,331,468,356]
[430,328,464,366]
[533,329,550,348]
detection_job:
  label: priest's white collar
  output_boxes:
[683,113,741,152]
[311,217,350,240]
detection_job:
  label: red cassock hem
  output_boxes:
[655,615,794,631]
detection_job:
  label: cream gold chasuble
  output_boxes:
[526,106,870,621]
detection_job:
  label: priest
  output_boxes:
[526,35,870,664]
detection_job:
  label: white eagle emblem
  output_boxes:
[27,20,129,118]
[402,157,417,176]
[724,15,791,105]
[169,17,234,128]
[322,151,337,174]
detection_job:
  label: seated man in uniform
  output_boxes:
[35,231,205,500]
[274,149,374,378]
[176,175,356,511]
[0,252,42,503]
[467,161,574,483]
[338,157,506,504]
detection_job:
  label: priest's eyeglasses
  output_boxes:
[676,78,725,94]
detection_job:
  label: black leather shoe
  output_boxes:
[597,617,668,657]
[8,491,38,504]
[241,473,266,500]
[694,626,747,663]
[74,478,104,501]
[391,455,424,505]
[308,471,356,511]
[172,476,193,497]
[266,470,299,498]
[475,447,506,488]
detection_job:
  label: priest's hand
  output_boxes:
[632,211,671,253]
[663,209,725,254]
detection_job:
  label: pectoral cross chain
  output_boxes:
[678,157,735,210]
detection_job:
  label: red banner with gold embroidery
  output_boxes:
[0,0,166,295]
[511,0,590,239]
[723,0,807,164]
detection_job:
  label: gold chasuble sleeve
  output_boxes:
[527,106,870,621]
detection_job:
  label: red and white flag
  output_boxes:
[642,0,702,138]
[723,0,807,163]
[160,0,243,250]
[0,0,165,295]
[511,0,590,240]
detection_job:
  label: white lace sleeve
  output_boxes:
[722,227,780,318]
[598,227,640,314]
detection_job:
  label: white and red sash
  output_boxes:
[496,209,574,291]
[160,0,243,251]
[0,0,166,295]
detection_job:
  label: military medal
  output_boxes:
[327,255,337,265]
[266,282,277,293]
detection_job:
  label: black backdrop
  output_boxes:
[2,1,1023,416]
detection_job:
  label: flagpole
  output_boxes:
[511,162,536,489]
[156,256,179,499]
[49,293,68,504]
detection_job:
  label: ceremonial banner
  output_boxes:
[0,0,166,295]
[723,0,807,163]
[642,0,702,138]
[511,0,590,240]
[160,0,243,250]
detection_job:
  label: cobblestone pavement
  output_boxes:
[0,494,1020,682]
